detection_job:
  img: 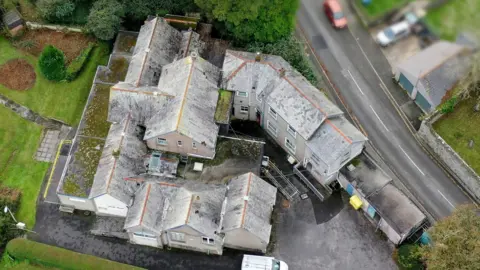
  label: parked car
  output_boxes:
[376,21,411,47]
[323,0,347,29]
[241,255,288,270]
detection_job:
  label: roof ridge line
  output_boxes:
[324,119,352,144]
[106,114,132,194]
[174,59,196,130]
[240,172,253,227]
[184,194,195,224]
[136,17,160,87]
[184,30,194,58]
[111,87,174,98]
[138,183,152,226]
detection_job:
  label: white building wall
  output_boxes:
[57,194,96,212]
[93,195,129,217]
[164,226,223,255]
[224,228,267,253]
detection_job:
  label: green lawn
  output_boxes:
[0,37,109,125]
[425,0,480,40]
[0,106,49,227]
[433,97,480,175]
[357,0,412,19]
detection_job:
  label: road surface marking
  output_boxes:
[347,69,365,95]
[437,190,455,208]
[369,105,389,132]
[398,145,425,176]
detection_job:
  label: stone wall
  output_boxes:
[26,21,83,33]
[417,114,480,201]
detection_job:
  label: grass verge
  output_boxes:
[0,106,49,227]
[433,96,480,174]
[357,0,412,19]
[0,37,109,125]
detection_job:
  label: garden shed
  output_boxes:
[2,9,24,36]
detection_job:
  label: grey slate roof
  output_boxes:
[124,17,183,87]
[222,172,277,244]
[162,182,227,236]
[179,30,205,59]
[397,41,470,108]
[223,50,343,139]
[89,115,148,204]
[306,116,367,165]
[144,56,221,148]
[124,183,166,234]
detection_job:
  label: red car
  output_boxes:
[323,0,347,29]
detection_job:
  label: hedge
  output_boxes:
[66,43,95,81]
[6,238,145,270]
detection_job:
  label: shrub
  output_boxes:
[247,35,317,85]
[37,0,76,23]
[441,96,457,114]
[394,244,424,270]
[66,43,95,81]
[0,186,22,248]
[6,238,144,270]
[86,0,124,40]
[38,45,66,81]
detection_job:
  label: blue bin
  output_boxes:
[362,0,372,6]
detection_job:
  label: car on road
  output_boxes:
[376,21,411,47]
[323,0,347,29]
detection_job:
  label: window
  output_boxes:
[268,106,277,120]
[170,232,185,242]
[192,142,197,149]
[157,138,167,146]
[311,153,320,164]
[133,232,156,239]
[285,137,296,154]
[287,125,296,138]
[177,140,183,147]
[202,237,215,245]
[236,91,248,97]
[267,121,277,137]
[240,106,249,114]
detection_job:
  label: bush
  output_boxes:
[247,35,317,85]
[441,96,457,114]
[38,45,66,81]
[6,238,144,270]
[66,43,95,81]
[394,244,424,270]
[0,186,22,248]
[86,0,124,40]
[37,0,76,23]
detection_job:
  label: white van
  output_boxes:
[241,255,289,270]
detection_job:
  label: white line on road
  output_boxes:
[398,145,425,176]
[347,69,365,95]
[437,190,455,208]
[369,105,389,132]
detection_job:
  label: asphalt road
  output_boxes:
[297,0,471,219]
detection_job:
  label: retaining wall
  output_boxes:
[417,114,480,201]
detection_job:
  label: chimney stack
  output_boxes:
[255,52,262,62]
[279,68,286,77]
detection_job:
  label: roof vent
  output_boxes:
[243,196,249,201]
[145,48,150,53]
[153,91,158,96]
[195,210,199,214]
[255,52,262,62]
[279,68,286,77]
[191,51,198,60]
[196,195,200,200]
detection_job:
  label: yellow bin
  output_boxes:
[349,195,363,210]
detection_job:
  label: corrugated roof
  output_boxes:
[222,172,277,244]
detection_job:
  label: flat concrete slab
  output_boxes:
[35,130,61,162]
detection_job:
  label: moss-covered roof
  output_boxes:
[78,84,111,138]
[214,89,233,124]
[96,56,130,84]
[114,32,138,54]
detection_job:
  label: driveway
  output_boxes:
[31,202,243,270]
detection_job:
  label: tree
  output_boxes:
[394,244,424,270]
[195,0,298,43]
[0,215,21,248]
[421,204,480,270]
[86,0,124,40]
[122,0,197,21]
[37,0,76,23]
[38,45,66,81]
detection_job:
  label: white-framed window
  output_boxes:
[133,232,156,239]
[236,91,248,97]
[240,106,249,114]
[268,106,277,120]
[157,138,167,146]
[202,237,215,245]
[169,232,185,242]
[287,125,296,138]
[285,137,296,154]
[192,142,197,149]
[177,140,183,147]
[267,121,277,137]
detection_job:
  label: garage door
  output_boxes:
[398,73,414,95]
[415,92,431,112]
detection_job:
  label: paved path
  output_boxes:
[297,0,472,219]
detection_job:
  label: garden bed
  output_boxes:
[13,29,95,64]
[433,95,480,174]
[0,59,36,90]
[78,84,112,138]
